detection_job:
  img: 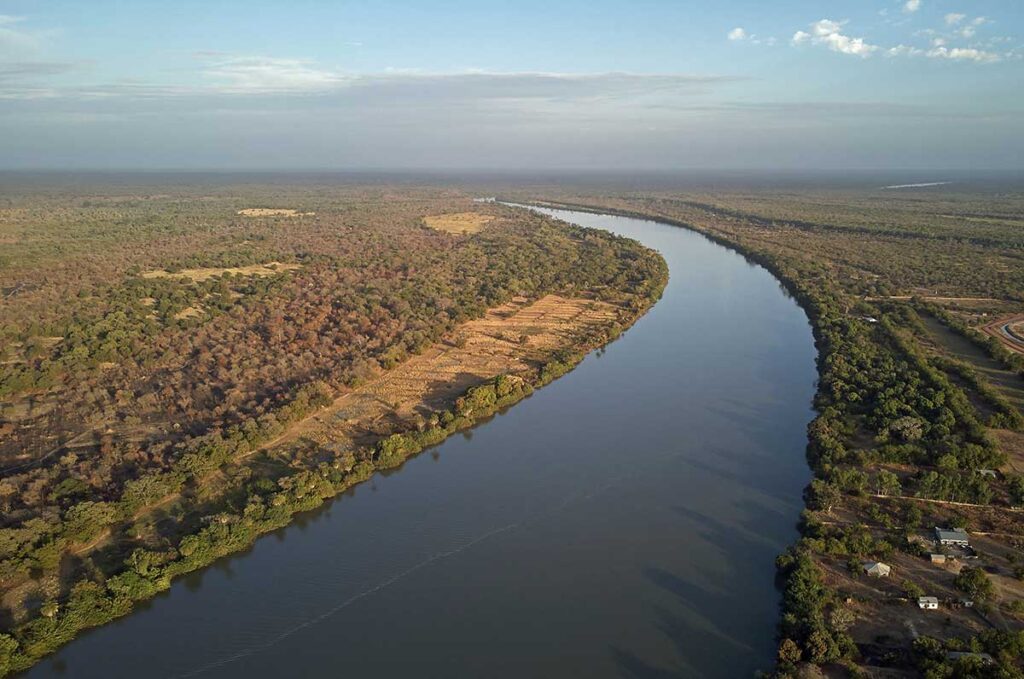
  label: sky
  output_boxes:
[0,0,1022,171]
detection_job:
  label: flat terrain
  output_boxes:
[236,208,314,217]
[141,262,302,282]
[422,211,495,234]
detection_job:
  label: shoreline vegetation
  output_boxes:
[0,193,667,677]
[511,195,1024,677]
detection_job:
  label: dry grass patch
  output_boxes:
[237,208,314,217]
[173,305,204,321]
[994,429,1024,475]
[423,212,495,235]
[263,294,619,457]
[141,261,301,282]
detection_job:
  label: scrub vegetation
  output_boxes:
[512,184,1024,678]
[0,182,667,676]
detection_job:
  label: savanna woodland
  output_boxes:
[0,180,667,676]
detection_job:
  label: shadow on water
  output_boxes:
[612,498,793,679]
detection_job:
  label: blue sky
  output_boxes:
[1,0,1022,169]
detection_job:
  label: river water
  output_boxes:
[24,207,817,679]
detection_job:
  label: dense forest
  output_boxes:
[0,183,667,676]
[510,184,1024,678]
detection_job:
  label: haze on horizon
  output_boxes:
[1,0,1022,171]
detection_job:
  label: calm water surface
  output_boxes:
[25,208,817,679]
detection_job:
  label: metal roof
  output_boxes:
[935,527,969,541]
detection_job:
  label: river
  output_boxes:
[23,207,817,679]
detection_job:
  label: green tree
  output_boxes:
[876,470,901,497]
[777,638,802,667]
[955,567,995,602]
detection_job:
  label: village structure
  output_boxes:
[935,527,970,548]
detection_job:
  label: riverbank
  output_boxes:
[0,222,668,677]
[511,192,1024,677]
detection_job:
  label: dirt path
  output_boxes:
[982,314,1024,355]
[869,493,1024,513]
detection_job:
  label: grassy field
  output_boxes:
[422,211,495,234]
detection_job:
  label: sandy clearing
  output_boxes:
[423,212,495,235]
[141,261,301,282]
[237,208,315,217]
[173,305,204,320]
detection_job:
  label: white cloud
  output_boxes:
[792,13,1012,64]
[727,27,747,41]
[888,44,924,57]
[904,0,922,13]
[0,63,748,104]
[0,15,60,58]
[792,19,879,57]
[926,46,1001,63]
[957,17,990,39]
[199,56,347,93]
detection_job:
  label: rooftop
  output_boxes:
[935,527,970,542]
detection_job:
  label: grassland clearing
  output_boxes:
[141,261,301,282]
[422,211,495,234]
[236,208,314,217]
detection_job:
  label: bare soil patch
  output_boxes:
[994,429,1024,475]
[423,212,495,235]
[236,208,314,217]
[141,261,301,283]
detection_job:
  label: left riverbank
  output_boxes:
[1,218,668,678]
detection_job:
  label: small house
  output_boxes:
[935,527,970,548]
[863,562,892,577]
[929,554,947,565]
[918,596,940,610]
[978,469,998,479]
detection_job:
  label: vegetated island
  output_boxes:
[506,185,1024,678]
[0,185,667,676]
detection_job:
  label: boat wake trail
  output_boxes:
[174,454,657,678]
[881,181,951,189]
[174,521,521,677]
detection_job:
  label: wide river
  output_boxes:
[25,207,817,678]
